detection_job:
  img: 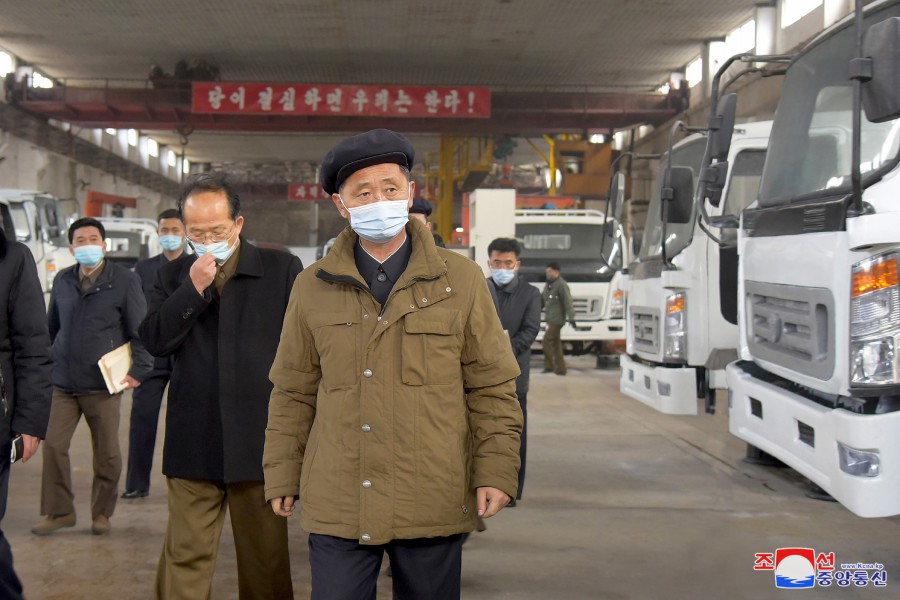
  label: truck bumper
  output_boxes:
[535,319,626,343]
[619,354,698,415]
[727,361,900,518]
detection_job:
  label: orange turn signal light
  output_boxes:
[666,294,685,314]
[852,256,898,298]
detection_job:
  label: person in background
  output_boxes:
[408,197,446,247]
[33,217,153,537]
[264,129,522,600]
[486,237,541,504]
[121,209,185,500]
[140,172,301,600]
[0,225,52,599]
[541,261,575,376]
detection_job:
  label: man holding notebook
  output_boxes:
[32,217,153,537]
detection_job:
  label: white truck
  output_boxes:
[468,190,629,362]
[516,209,629,360]
[0,189,77,300]
[722,0,900,517]
[98,217,162,270]
[619,122,770,415]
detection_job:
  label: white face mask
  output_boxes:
[340,185,410,243]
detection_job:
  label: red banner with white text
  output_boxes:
[192,83,491,118]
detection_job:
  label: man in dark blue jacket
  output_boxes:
[486,237,541,502]
[122,209,185,500]
[0,225,52,599]
[32,217,153,537]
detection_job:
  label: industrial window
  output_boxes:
[0,51,13,76]
[782,0,823,28]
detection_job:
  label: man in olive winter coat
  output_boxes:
[541,260,576,376]
[264,129,523,600]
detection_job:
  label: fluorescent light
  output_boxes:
[182,158,190,174]
[589,134,606,144]
[105,128,116,136]
[147,138,159,158]
[127,129,138,147]
[167,149,177,168]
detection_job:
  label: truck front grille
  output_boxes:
[630,306,660,353]
[746,281,835,380]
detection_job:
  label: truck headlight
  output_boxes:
[850,253,900,385]
[838,442,880,477]
[610,289,625,319]
[663,291,686,362]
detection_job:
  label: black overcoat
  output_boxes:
[139,238,302,482]
[0,230,51,446]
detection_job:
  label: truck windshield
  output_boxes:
[758,4,900,206]
[638,139,706,261]
[8,203,32,242]
[517,221,625,283]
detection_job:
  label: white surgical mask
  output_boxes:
[340,186,410,243]
[491,269,516,286]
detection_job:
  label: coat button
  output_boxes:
[363,369,373,378]
[362,479,372,489]
[361,533,371,542]
[361,424,371,432]
[376,273,387,282]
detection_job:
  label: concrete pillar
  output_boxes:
[823,0,852,28]
[755,4,777,56]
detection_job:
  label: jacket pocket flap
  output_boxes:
[405,309,461,335]
[307,311,361,329]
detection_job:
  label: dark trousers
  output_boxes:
[125,370,169,493]
[517,392,527,500]
[543,322,566,374]
[309,533,464,600]
[0,441,24,600]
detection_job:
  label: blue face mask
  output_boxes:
[73,245,104,268]
[491,268,516,286]
[193,229,239,264]
[159,235,184,252]
[340,187,410,244]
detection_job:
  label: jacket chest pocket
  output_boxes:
[401,308,463,386]
[309,311,361,390]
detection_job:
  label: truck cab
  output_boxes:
[0,189,77,300]
[98,217,162,269]
[619,122,770,414]
[725,0,900,517]
[516,209,630,358]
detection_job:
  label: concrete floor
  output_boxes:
[5,355,900,599]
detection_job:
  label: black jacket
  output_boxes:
[0,230,52,445]
[139,239,302,483]
[134,253,177,373]
[488,275,542,394]
[48,259,154,393]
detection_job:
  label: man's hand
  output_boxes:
[476,486,510,519]
[270,496,296,518]
[189,254,217,295]
[121,375,141,389]
[20,434,40,463]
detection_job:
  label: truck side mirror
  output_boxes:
[662,166,694,224]
[862,17,900,123]
[709,94,737,161]
[608,171,626,221]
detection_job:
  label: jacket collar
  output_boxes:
[234,236,264,278]
[317,218,446,288]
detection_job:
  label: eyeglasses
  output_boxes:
[489,260,518,269]
[186,224,236,245]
